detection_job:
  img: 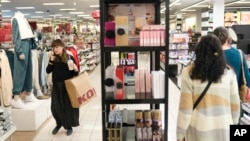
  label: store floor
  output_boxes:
[6,53,180,141]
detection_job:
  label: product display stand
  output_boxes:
[100,0,169,140]
[11,99,51,131]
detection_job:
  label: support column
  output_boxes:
[213,0,225,29]
[196,9,202,32]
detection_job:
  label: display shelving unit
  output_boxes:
[99,0,169,140]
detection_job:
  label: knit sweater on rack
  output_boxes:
[176,65,240,141]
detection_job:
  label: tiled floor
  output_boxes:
[6,53,181,141]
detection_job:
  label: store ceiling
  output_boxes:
[1,0,249,23]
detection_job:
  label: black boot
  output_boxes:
[52,125,61,135]
[66,127,73,136]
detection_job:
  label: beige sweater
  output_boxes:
[177,66,240,141]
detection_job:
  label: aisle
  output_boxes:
[7,62,181,141]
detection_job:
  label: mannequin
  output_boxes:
[11,11,38,109]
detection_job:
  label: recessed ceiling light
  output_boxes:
[43,3,65,6]
[16,7,35,9]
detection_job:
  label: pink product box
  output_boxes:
[134,69,141,99]
[104,22,116,46]
[140,31,144,46]
[145,69,152,99]
[139,69,146,98]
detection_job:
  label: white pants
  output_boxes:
[32,50,41,90]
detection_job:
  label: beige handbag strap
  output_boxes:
[239,49,247,84]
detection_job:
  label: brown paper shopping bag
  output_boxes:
[65,72,96,108]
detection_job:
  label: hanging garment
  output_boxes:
[32,49,40,90]
[0,49,13,107]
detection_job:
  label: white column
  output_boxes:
[213,0,225,29]
[196,9,202,32]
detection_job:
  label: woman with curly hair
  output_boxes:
[176,34,240,141]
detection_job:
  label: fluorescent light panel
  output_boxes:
[84,17,92,19]
[161,0,180,13]
[69,12,84,14]
[225,1,238,6]
[193,5,209,8]
[183,9,196,12]
[181,0,208,11]
[89,5,99,8]
[49,14,62,17]
[43,3,64,5]
[78,14,91,17]
[31,16,43,18]
[2,0,11,3]
[60,9,77,11]
[225,6,250,9]
[170,0,181,7]
[35,11,44,14]
[16,7,35,9]
[2,10,11,12]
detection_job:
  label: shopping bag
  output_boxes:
[65,72,96,108]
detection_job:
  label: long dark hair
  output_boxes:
[190,34,227,83]
[213,26,230,45]
[51,39,68,63]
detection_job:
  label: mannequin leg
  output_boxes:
[24,46,38,102]
[11,95,25,109]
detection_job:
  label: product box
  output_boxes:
[115,66,124,99]
[115,16,129,46]
[139,69,145,98]
[104,22,116,46]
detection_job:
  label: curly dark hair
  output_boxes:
[213,26,230,45]
[190,34,226,83]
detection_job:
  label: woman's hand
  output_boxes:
[50,51,55,61]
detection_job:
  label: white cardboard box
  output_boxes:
[11,99,51,131]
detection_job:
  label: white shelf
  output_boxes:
[0,126,16,141]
